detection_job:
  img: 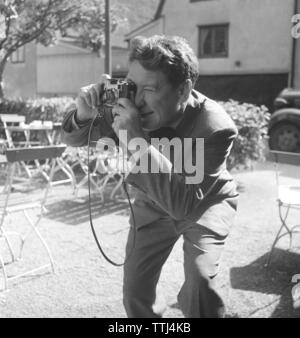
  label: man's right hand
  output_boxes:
[76,74,111,122]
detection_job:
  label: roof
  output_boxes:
[124,0,166,40]
[154,0,166,19]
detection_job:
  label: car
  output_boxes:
[268,88,300,153]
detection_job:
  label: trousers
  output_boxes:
[123,217,228,318]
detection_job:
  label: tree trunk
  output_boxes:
[0,58,7,99]
[0,78,4,100]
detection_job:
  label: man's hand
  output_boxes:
[112,98,148,149]
[76,74,110,122]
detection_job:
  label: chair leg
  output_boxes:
[22,209,55,273]
[265,224,285,266]
[265,203,293,266]
[110,175,123,200]
[2,231,23,262]
[56,158,77,192]
[0,253,8,291]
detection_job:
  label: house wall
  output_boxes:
[128,17,165,39]
[37,43,130,97]
[293,0,300,89]
[162,0,294,75]
[3,42,37,99]
[111,47,130,77]
[148,0,295,108]
[37,43,104,97]
[295,35,300,90]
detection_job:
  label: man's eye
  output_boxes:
[144,87,156,92]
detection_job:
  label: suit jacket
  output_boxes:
[61,90,239,236]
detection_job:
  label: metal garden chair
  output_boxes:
[266,150,300,266]
[0,145,66,291]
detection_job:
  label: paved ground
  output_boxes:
[0,160,300,318]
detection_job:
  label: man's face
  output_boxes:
[127,61,184,131]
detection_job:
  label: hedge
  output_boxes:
[0,97,76,123]
[0,97,270,170]
[219,100,270,170]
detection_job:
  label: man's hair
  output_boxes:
[129,35,199,88]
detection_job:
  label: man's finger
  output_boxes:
[117,98,132,108]
[89,86,99,107]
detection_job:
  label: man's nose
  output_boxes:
[134,88,145,108]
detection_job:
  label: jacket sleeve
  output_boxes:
[61,109,117,147]
[125,127,237,221]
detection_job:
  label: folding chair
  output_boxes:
[0,114,37,180]
[69,146,105,200]
[70,144,126,201]
[0,114,26,148]
[0,145,66,291]
[266,150,300,266]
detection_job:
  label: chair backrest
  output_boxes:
[5,145,66,163]
[0,114,26,147]
[0,114,26,125]
[270,150,300,189]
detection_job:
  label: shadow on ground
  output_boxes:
[44,194,130,225]
[230,248,300,318]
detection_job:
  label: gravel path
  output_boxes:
[0,161,299,318]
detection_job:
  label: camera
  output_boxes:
[98,78,137,126]
[101,78,136,106]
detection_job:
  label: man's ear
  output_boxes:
[178,79,192,103]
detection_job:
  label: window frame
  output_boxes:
[11,45,25,64]
[198,23,229,59]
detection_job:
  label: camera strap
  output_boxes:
[87,112,136,267]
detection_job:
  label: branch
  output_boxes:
[2,0,58,54]
[0,13,12,50]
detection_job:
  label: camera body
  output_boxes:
[101,78,136,107]
[99,78,136,126]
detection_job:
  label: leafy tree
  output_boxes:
[0,0,124,98]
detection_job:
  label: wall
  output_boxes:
[161,0,294,75]
[37,43,130,97]
[195,73,288,109]
[3,42,37,99]
[111,47,130,77]
[37,43,104,97]
[126,17,165,40]
[293,0,300,89]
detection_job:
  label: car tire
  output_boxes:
[269,123,300,153]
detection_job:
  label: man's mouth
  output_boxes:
[140,111,153,118]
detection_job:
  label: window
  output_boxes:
[198,24,229,58]
[11,46,25,64]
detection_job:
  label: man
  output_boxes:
[61,35,239,318]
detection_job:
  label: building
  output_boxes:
[37,40,129,98]
[125,0,300,109]
[3,42,37,99]
[3,41,129,99]
[3,0,158,100]
[4,0,299,108]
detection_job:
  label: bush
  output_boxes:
[219,100,271,170]
[26,97,76,122]
[0,97,270,170]
[0,97,76,123]
[0,97,76,144]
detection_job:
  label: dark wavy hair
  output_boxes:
[129,35,199,88]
